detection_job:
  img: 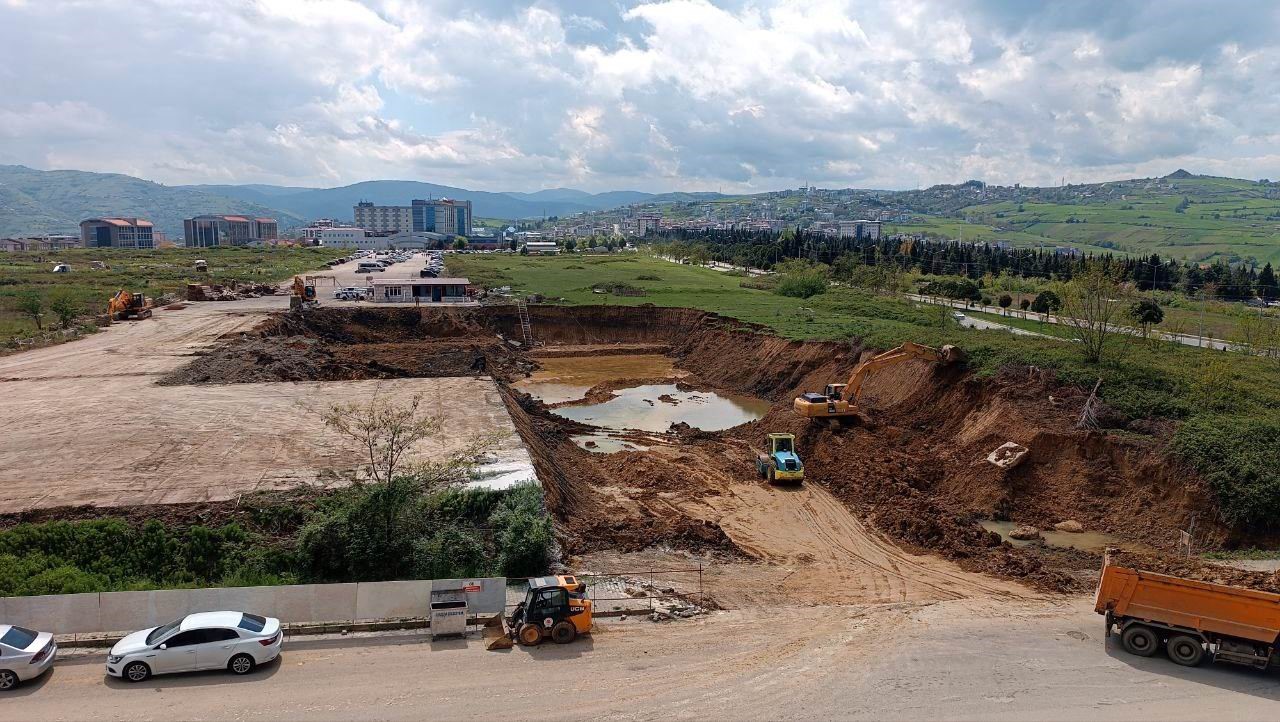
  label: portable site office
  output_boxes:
[369,277,472,303]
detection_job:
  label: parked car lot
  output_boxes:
[0,624,56,690]
[106,612,281,683]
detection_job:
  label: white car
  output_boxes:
[107,612,281,682]
[0,625,56,690]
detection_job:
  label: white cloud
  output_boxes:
[0,0,1278,191]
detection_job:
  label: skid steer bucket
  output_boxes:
[483,614,513,650]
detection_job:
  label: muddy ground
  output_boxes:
[129,304,1278,599]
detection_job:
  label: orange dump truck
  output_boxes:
[1096,560,1280,670]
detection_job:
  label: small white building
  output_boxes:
[370,277,472,304]
[522,241,560,255]
[318,227,373,248]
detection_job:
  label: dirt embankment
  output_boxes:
[160,307,531,385]
[154,304,1241,596]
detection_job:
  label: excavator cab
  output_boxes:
[505,575,593,647]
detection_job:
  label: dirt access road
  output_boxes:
[8,599,1279,721]
[0,280,530,511]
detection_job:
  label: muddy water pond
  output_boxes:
[553,384,771,433]
[980,520,1125,553]
[514,354,684,404]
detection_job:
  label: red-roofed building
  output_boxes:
[183,215,278,247]
[80,218,155,248]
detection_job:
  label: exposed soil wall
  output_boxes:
[155,304,1244,594]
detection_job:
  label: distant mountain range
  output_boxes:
[0,165,717,238]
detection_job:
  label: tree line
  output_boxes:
[650,229,1279,302]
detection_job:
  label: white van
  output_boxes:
[356,262,386,273]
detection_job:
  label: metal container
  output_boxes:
[430,588,468,639]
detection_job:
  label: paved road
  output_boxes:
[906,294,1239,351]
[7,600,1278,721]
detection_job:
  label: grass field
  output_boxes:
[895,176,1280,265]
[451,251,1280,527]
[0,246,346,338]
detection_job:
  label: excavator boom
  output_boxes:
[792,341,963,420]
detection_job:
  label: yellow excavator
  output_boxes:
[290,275,317,310]
[107,290,153,321]
[793,341,965,423]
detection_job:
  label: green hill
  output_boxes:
[891,172,1280,265]
[0,165,303,238]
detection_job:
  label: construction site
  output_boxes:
[5,259,1280,719]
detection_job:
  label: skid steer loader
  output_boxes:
[485,575,593,650]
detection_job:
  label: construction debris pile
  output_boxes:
[186,282,280,302]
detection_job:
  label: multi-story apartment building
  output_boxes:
[80,218,155,248]
[837,220,882,241]
[354,199,472,237]
[183,215,278,247]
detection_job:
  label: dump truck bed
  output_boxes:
[1096,565,1280,644]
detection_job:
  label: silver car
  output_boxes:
[106,611,282,682]
[0,624,57,690]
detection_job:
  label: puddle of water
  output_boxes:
[571,433,651,454]
[981,520,1123,553]
[554,383,771,433]
[515,354,683,404]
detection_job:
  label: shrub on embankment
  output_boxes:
[0,482,553,597]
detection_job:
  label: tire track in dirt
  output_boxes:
[707,480,1033,605]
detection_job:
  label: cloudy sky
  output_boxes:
[1,0,1278,192]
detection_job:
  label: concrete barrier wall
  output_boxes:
[355,581,431,621]
[1,578,504,635]
[432,578,507,615]
[0,593,101,634]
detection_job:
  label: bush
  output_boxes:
[775,270,828,298]
[489,483,554,576]
[1172,416,1280,529]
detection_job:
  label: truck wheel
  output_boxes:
[551,621,577,644]
[1167,635,1205,667]
[1121,625,1160,657]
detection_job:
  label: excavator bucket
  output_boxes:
[483,613,513,650]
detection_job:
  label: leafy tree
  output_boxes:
[48,291,81,329]
[1029,290,1061,314]
[998,294,1013,314]
[320,393,444,484]
[452,238,467,250]
[1058,267,1127,363]
[1019,298,1031,311]
[564,239,577,252]
[1127,298,1164,339]
[16,291,44,331]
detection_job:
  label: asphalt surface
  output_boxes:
[5,599,1279,721]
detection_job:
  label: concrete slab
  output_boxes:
[0,377,534,510]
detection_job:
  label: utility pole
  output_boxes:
[1198,289,1207,348]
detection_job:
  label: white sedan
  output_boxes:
[107,611,281,682]
[0,624,57,690]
